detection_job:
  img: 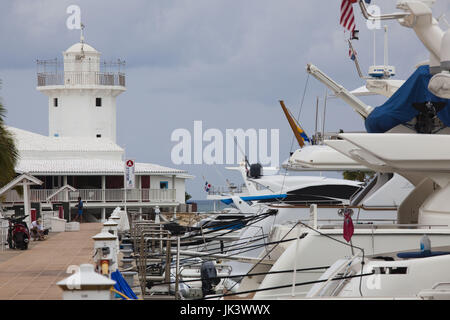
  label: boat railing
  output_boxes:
[317,222,449,230]
[306,253,363,298]
[207,184,248,196]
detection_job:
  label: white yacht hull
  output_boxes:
[251,228,450,299]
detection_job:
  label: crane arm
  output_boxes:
[306,63,374,119]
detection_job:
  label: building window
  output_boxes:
[96,134,101,138]
[96,98,102,107]
[54,98,58,107]
[160,181,168,189]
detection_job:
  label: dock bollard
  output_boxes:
[103,219,119,251]
[57,264,116,300]
[110,211,123,238]
[92,229,118,276]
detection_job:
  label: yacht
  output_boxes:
[240,0,450,300]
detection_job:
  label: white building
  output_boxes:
[3,36,193,220]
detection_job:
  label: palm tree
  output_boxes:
[0,96,18,188]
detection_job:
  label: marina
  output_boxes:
[0,0,450,313]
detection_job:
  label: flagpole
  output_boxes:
[123,145,127,214]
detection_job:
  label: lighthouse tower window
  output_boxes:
[54,98,58,107]
[96,98,102,107]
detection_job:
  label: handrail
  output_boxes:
[318,223,449,229]
[269,204,398,210]
[358,0,409,21]
[307,253,363,297]
[37,71,126,87]
[2,188,176,203]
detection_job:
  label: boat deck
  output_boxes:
[0,223,101,300]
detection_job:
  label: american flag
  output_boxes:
[340,0,357,33]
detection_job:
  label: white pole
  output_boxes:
[123,146,127,214]
[23,181,31,227]
[175,236,180,299]
[384,25,389,68]
[373,29,376,66]
[291,228,300,297]
[322,89,327,139]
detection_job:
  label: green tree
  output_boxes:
[343,170,374,182]
[0,97,18,188]
[185,192,192,202]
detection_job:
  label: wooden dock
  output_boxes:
[0,223,102,300]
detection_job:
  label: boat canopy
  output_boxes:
[365,65,450,133]
[220,194,287,205]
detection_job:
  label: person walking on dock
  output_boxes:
[74,197,84,223]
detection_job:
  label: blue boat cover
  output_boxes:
[397,250,450,259]
[111,270,138,300]
[365,65,450,133]
[220,194,287,205]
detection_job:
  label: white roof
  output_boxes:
[16,159,191,177]
[65,42,99,54]
[8,127,123,153]
[8,126,191,178]
[57,264,115,288]
[0,173,43,196]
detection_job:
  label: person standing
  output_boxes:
[74,197,84,223]
[154,206,160,224]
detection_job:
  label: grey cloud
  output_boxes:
[1,0,449,199]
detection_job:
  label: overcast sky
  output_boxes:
[0,0,449,199]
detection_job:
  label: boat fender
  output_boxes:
[420,234,431,253]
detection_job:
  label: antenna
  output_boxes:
[384,25,389,72]
[314,97,319,145]
[322,89,327,141]
[373,29,376,66]
[234,136,250,167]
[80,23,85,44]
[79,23,86,60]
[367,24,395,79]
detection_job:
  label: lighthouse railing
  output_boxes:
[37,71,126,87]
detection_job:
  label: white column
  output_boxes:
[172,175,176,202]
[23,181,31,227]
[138,175,142,202]
[101,176,106,222]
[101,176,106,202]
[63,176,68,201]
[101,208,106,223]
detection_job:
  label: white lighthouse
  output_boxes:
[2,31,193,222]
[37,32,126,142]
